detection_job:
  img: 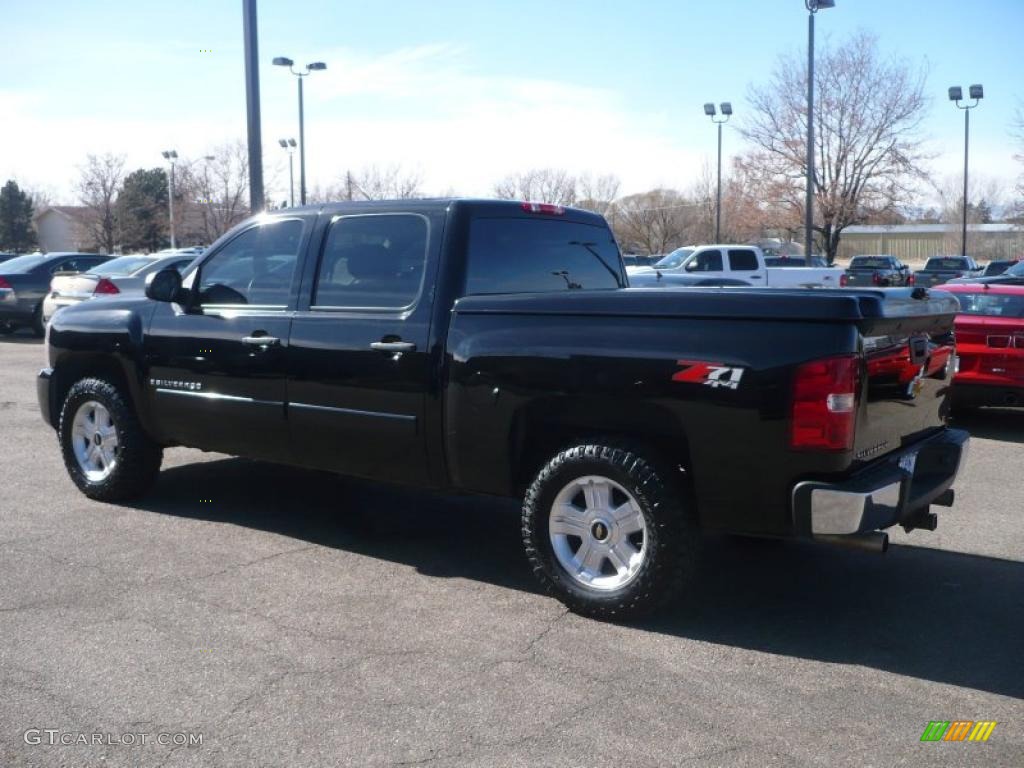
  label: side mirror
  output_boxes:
[146,268,184,303]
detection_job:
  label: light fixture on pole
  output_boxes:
[161,150,179,249]
[704,102,733,243]
[278,138,297,207]
[803,0,835,259]
[273,57,327,206]
[949,84,983,258]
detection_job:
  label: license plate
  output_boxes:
[899,452,918,475]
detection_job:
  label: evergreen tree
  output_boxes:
[118,168,169,252]
[0,180,38,252]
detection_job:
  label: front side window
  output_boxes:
[197,219,303,308]
[313,214,428,309]
[728,249,759,271]
[466,218,621,294]
[686,249,723,272]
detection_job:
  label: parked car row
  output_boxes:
[0,249,203,336]
[841,254,1019,288]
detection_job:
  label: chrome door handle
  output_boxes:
[242,335,280,346]
[370,341,416,352]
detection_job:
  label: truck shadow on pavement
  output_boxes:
[141,457,1023,700]
[951,407,1024,445]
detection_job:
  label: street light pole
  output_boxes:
[161,150,178,249]
[804,0,835,260]
[273,57,326,206]
[704,102,733,242]
[949,85,983,257]
[278,139,297,207]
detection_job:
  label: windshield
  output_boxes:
[654,248,693,269]
[954,293,1024,318]
[0,254,47,273]
[925,257,968,270]
[1006,261,1024,277]
[849,257,891,269]
[89,256,156,277]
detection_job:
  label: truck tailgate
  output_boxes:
[852,290,958,467]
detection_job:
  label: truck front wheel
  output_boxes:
[58,377,163,501]
[522,443,699,620]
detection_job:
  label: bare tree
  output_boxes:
[740,31,931,262]
[610,189,699,255]
[327,165,424,201]
[1011,101,1024,208]
[576,173,621,217]
[178,141,250,244]
[494,168,578,206]
[77,153,125,252]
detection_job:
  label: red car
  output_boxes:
[940,283,1024,408]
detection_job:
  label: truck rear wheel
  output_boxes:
[58,378,163,501]
[522,443,699,620]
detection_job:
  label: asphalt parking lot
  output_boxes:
[1,331,1022,768]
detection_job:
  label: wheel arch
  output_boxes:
[509,397,693,496]
[51,353,154,436]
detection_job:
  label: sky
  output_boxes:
[1,0,1022,206]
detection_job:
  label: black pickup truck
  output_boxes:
[38,200,969,618]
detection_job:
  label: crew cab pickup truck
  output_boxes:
[843,255,913,287]
[627,245,843,288]
[913,256,985,288]
[38,200,969,619]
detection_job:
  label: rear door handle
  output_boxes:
[370,341,416,352]
[242,335,280,347]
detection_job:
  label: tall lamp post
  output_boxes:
[278,138,297,207]
[949,84,983,257]
[804,0,835,259]
[272,57,327,206]
[161,150,178,249]
[704,102,733,242]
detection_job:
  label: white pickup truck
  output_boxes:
[627,245,843,289]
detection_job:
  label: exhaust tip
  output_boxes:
[816,531,888,554]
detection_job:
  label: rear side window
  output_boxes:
[313,213,428,309]
[728,249,759,271]
[466,218,621,294]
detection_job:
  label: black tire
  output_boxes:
[58,377,163,501]
[522,442,700,620]
[31,304,45,337]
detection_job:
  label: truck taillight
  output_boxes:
[0,277,10,289]
[790,354,859,452]
[839,274,848,287]
[93,278,120,295]
[520,202,565,215]
[907,273,915,286]
[872,272,882,286]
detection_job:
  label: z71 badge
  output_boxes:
[672,360,745,390]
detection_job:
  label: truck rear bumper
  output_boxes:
[791,428,970,537]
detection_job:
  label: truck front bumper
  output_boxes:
[792,428,970,537]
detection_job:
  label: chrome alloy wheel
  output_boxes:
[70,400,119,482]
[549,475,648,591]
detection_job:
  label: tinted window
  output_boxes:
[728,249,759,271]
[954,293,1024,318]
[314,214,427,309]
[197,219,303,307]
[688,249,723,272]
[849,257,892,269]
[466,218,621,294]
[925,257,969,270]
[983,261,1012,276]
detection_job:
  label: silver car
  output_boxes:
[42,253,196,323]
